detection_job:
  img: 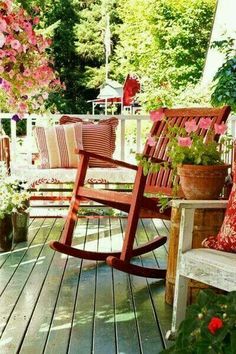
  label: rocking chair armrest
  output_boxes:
[171,200,228,210]
[75,149,138,171]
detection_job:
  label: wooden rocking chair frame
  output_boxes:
[50,106,231,278]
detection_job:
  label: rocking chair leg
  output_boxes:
[61,154,89,245]
[106,168,167,278]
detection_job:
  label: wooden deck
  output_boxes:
[0,216,172,354]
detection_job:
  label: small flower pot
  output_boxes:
[12,211,29,243]
[177,164,230,200]
[0,215,13,252]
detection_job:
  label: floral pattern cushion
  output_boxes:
[202,173,236,252]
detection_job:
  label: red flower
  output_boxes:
[208,317,223,334]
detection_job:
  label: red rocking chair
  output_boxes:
[50,106,231,278]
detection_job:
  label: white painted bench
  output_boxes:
[169,200,236,337]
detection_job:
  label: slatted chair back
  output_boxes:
[144,106,231,195]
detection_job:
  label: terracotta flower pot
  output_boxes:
[177,164,229,200]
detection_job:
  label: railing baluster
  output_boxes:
[120,118,125,161]
[136,118,141,153]
[10,119,17,161]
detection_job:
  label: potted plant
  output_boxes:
[137,109,233,202]
[0,162,30,250]
[162,289,236,354]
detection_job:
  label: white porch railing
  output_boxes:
[0,113,151,166]
[0,113,236,167]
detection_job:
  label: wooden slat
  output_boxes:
[67,218,98,354]
[0,219,63,352]
[0,216,170,353]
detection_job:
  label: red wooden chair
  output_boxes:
[50,106,231,278]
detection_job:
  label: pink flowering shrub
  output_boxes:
[0,0,62,120]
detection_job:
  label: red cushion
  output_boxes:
[202,170,236,252]
[60,116,118,167]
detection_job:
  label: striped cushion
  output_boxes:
[34,123,83,168]
[59,116,118,167]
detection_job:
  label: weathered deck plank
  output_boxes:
[0,216,171,354]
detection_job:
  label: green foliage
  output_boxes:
[11,0,216,113]
[175,83,212,107]
[115,0,216,110]
[211,38,236,113]
[161,290,236,354]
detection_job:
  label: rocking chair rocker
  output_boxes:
[50,106,231,278]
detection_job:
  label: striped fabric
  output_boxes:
[59,116,118,167]
[34,123,83,168]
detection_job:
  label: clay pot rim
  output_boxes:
[177,163,231,171]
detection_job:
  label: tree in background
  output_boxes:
[114,0,216,110]
[15,0,216,113]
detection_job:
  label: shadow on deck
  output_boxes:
[0,217,172,354]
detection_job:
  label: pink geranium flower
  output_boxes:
[184,120,198,133]
[10,39,21,50]
[199,118,212,129]
[0,33,6,48]
[33,17,40,25]
[0,19,7,32]
[150,108,164,122]
[147,134,156,146]
[214,123,227,135]
[23,69,31,77]
[178,137,192,147]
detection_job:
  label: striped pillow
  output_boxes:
[59,116,118,167]
[34,123,83,168]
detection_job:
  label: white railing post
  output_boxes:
[136,117,142,153]
[10,119,17,161]
[120,118,125,161]
[26,114,33,166]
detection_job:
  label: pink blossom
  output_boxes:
[147,134,156,146]
[199,118,212,129]
[33,17,40,25]
[0,49,6,58]
[0,33,6,48]
[184,120,198,133]
[10,39,21,50]
[214,123,227,135]
[0,66,4,74]
[27,80,33,88]
[1,79,11,92]
[178,137,192,147]
[23,69,31,77]
[150,108,164,122]
[12,23,21,32]
[18,102,28,112]
[0,19,7,32]
[23,21,32,32]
